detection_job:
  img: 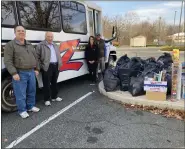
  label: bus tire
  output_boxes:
[1,77,17,112]
[107,55,115,68]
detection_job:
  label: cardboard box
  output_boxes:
[144,81,167,101]
[146,91,166,101]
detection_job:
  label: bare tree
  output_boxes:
[102,15,112,38]
[1,1,15,25]
[110,14,126,42]
[18,1,60,29]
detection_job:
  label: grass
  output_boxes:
[112,41,120,47]
[160,45,185,51]
[146,44,160,47]
[146,44,168,47]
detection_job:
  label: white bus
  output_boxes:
[1,1,117,112]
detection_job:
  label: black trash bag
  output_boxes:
[118,57,144,91]
[157,52,173,68]
[118,57,144,77]
[128,57,144,72]
[112,66,119,77]
[145,71,156,78]
[164,66,172,95]
[142,66,158,77]
[165,72,172,95]
[129,71,156,97]
[118,62,130,70]
[129,76,145,96]
[103,68,120,92]
[153,61,165,71]
[142,60,163,77]
[116,54,130,67]
[118,69,131,91]
[157,52,172,61]
[145,57,156,64]
[157,60,165,69]
[143,60,157,70]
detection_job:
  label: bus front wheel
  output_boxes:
[1,77,17,112]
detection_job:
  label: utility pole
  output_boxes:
[158,17,161,45]
[173,11,177,34]
[177,1,184,45]
[171,11,177,46]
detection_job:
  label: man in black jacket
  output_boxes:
[95,33,106,79]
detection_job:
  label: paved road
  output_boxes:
[1,76,185,148]
[116,47,185,62]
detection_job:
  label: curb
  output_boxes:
[98,81,185,111]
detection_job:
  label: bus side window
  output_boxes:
[88,10,94,36]
[94,11,101,35]
[61,1,87,34]
[17,1,61,32]
[1,1,16,27]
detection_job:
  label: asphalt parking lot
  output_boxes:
[1,75,185,148]
[116,47,184,62]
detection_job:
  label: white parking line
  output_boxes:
[6,91,94,148]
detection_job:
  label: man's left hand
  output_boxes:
[35,70,39,76]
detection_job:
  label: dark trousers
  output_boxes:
[87,62,98,82]
[42,63,59,101]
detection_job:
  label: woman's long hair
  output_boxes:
[87,36,95,48]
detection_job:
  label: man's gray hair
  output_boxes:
[45,32,53,37]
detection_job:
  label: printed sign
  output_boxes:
[144,81,167,86]
[144,81,167,92]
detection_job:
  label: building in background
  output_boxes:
[167,32,185,46]
[130,35,147,47]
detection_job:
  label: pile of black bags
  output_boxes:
[103,53,173,96]
[118,57,144,91]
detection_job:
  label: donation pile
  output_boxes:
[103,53,174,97]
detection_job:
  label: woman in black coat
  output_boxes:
[85,36,99,83]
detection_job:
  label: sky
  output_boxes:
[93,1,184,25]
